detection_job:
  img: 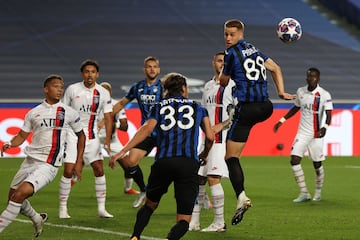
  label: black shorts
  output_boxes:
[134,136,157,155]
[227,100,273,142]
[146,157,200,215]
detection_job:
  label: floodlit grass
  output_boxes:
[0,156,359,239]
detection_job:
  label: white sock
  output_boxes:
[190,185,206,224]
[20,199,37,222]
[292,164,309,194]
[0,201,22,233]
[315,166,324,195]
[210,183,225,225]
[59,176,72,209]
[95,175,107,213]
[124,178,133,191]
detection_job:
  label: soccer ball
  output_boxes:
[277,18,302,43]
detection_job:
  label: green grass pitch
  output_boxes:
[1,156,359,239]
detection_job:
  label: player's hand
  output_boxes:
[273,122,282,132]
[198,151,208,166]
[1,142,11,157]
[109,151,125,169]
[278,92,296,100]
[74,161,83,182]
[317,127,327,138]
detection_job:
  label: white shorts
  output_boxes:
[291,134,325,162]
[10,157,58,193]
[63,131,103,165]
[198,143,229,178]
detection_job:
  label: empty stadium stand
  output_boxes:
[1,0,359,101]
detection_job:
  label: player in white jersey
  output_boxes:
[0,75,85,237]
[189,52,235,232]
[98,82,139,195]
[274,67,333,202]
[59,59,114,219]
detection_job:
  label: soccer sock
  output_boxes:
[59,176,72,209]
[210,183,225,224]
[190,184,205,224]
[166,220,189,240]
[95,175,107,213]
[291,164,309,194]
[124,178,134,191]
[131,205,154,238]
[225,157,245,198]
[315,166,324,195]
[128,165,146,192]
[20,199,37,221]
[0,201,22,233]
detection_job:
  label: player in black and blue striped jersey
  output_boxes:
[219,19,296,226]
[110,73,214,240]
[113,56,164,208]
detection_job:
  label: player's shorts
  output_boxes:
[291,134,325,162]
[227,100,273,142]
[146,157,199,215]
[198,143,229,178]
[134,136,157,155]
[63,131,103,165]
[10,156,58,193]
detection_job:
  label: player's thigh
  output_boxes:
[291,135,312,157]
[63,132,78,164]
[308,138,326,162]
[206,144,228,178]
[11,158,58,193]
[84,138,103,165]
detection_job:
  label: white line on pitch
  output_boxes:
[345,165,360,169]
[14,219,163,240]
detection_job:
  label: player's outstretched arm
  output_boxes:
[1,130,29,157]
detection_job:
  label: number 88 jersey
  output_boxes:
[223,39,269,103]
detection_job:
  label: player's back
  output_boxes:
[152,96,208,162]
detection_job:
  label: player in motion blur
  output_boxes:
[219,19,296,225]
[0,75,85,237]
[110,73,214,240]
[189,52,235,232]
[112,56,163,208]
[274,67,332,202]
[98,81,139,195]
[59,59,114,218]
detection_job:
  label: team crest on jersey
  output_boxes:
[153,86,158,93]
[57,112,65,120]
[93,95,100,104]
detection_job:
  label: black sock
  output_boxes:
[226,157,245,198]
[166,220,189,240]
[131,205,154,239]
[128,165,146,192]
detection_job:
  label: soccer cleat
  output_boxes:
[201,222,226,232]
[124,188,140,195]
[293,193,311,203]
[231,199,252,225]
[312,193,321,201]
[133,192,146,208]
[33,213,48,237]
[59,207,71,219]
[188,222,201,231]
[203,193,213,209]
[130,236,138,240]
[98,210,114,218]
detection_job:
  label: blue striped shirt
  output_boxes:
[150,96,209,162]
[223,40,269,103]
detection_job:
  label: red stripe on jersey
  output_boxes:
[312,92,320,138]
[46,107,65,165]
[88,89,100,139]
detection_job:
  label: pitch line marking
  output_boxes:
[14,218,163,240]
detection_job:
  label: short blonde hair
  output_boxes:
[224,19,245,31]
